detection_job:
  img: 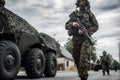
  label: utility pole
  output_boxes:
[53,33,58,40]
[53,33,58,38]
[53,33,59,43]
[118,39,120,62]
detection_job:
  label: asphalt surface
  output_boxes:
[15,70,120,80]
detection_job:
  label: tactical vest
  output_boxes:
[68,11,92,37]
[76,11,92,29]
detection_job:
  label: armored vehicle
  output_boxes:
[0,2,61,80]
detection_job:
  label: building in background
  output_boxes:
[57,46,76,71]
[57,46,97,71]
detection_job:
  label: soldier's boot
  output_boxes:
[103,71,105,76]
[81,78,87,80]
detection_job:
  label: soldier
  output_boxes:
[100,51,111,76]
[65,0,98,80]
[0,0,5,7]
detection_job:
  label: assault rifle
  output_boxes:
[77,18,93,45]
[68,12,93,45]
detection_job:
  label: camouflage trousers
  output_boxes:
[72,38,89,78]
[101,63,110,75]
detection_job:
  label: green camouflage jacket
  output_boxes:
[65,10,98,38]
[101,54,111,65]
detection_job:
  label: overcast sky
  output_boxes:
[5,0,120,61]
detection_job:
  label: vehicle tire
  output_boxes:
[0,41,21,80]
[24,48,45,78]
[44,52,57,77]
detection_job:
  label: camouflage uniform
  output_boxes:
[0,0,5,7]
[65,1,98,79]
[101,51,111,75]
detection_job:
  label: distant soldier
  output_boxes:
[100,51,111,76]
[65,0,98,80]
[94,59,100,71]
[0,0,5,7]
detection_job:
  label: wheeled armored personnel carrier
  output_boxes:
[0,1,61,80]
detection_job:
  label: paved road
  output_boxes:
[15,70,120,80]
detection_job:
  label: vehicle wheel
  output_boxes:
[44,52,57,77]
[0,41,21,80]
[24,48,45,78]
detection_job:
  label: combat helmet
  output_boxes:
[75,0,90,11]
[76,0,90,9]
[0,0,5,7]
[103,51,107,55]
